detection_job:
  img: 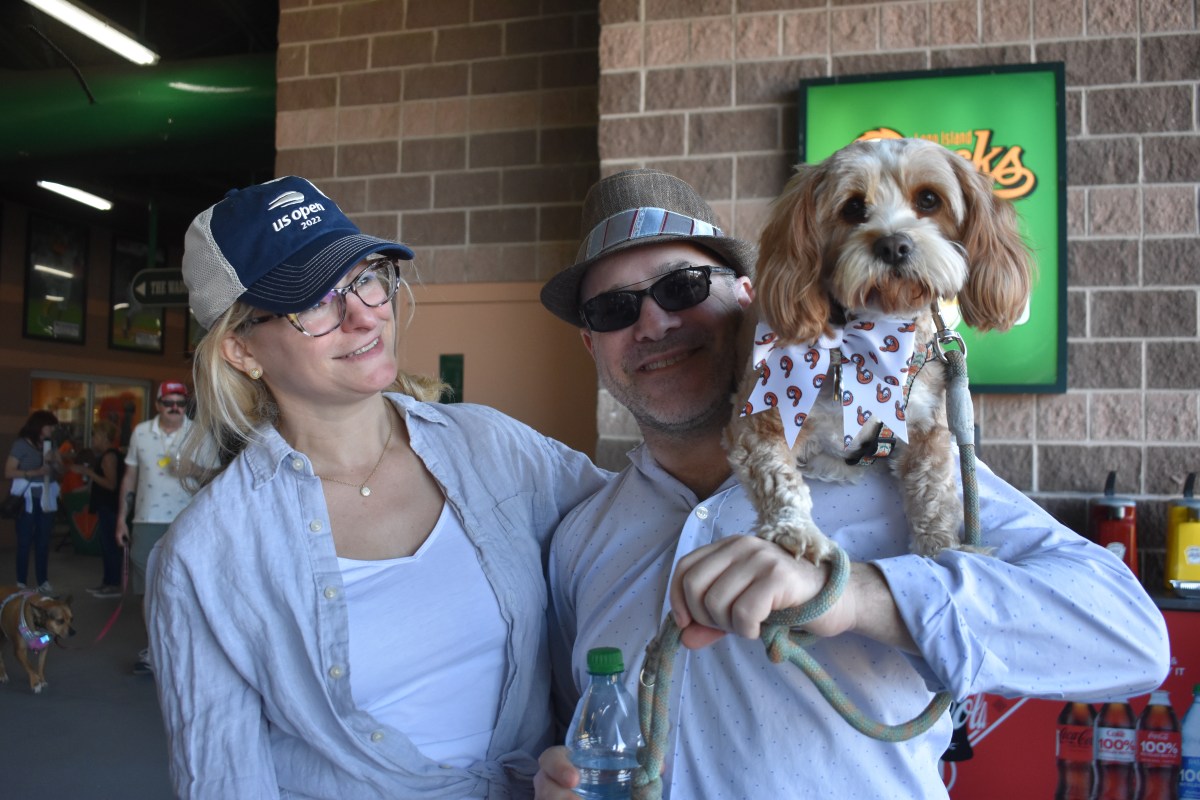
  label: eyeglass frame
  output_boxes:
[158,399,187,409]
[580,264,737,333]
[242,258,401,337]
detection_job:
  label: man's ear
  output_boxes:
[735,276,754,308]
[580,328,596,360]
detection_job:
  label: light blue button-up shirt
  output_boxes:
[550,444,1169,798]
[147,393,609,799]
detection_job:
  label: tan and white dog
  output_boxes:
[0,585,75,693]
[727,137,1032,563]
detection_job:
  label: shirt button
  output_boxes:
[323,586,338,599]
[328,665,344,679]
[309,520,323,533]
[370,730,385,743]
[291,458,304,471]
[695,506,709,520]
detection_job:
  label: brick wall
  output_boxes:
[272,0,1198,576]
[275,0,599,284]
[593,0,1200,578]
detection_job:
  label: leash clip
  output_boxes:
[930,300,967,364]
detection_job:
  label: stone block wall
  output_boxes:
[275,0,600,284]
[271,0,1198,576]
[593,0,1200,577]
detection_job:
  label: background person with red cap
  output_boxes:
[116,379,193,675]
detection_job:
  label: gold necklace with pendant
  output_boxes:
[318,413,394,498]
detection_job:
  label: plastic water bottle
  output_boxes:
[566,647,643,800]
[1182,684,1200,800]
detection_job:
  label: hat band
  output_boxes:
[581,207,723,261]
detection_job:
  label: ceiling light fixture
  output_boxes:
[23,0,160,66]
[34,264,75,279]
[37,180,113,210]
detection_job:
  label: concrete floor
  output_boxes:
[0,531,173,798]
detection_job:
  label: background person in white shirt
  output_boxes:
[116,379,194,675]
[533,169,1169,798]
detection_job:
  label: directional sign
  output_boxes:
[130,268,190,307]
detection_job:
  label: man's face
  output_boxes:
[158,395,187,423]
[580,242,752,439]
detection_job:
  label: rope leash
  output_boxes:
[631,305,982,799]
[631,551,954,799]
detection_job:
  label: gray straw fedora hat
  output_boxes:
[540,168,757,326]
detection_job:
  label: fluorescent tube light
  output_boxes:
[35,264,75,279]
[37,180,113,211]
[23,0,159,66]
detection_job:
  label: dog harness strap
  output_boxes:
[1,591,53,652]
[853,340,935,466]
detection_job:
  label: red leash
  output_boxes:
[56,545,129,650]
[90,545,130,643]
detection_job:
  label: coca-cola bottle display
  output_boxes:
[1136,689,1181,800]
[1096,699,1138,800]
[1056,701,1097,800]
[1182,684,1200,800]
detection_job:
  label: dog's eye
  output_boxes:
[841,198,868,224]
[915,189,941,213]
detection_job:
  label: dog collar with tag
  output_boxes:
[0,591,53,651]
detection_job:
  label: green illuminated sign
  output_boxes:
[800,63,1067,392]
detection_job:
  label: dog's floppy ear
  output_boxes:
[755,162,832,344]
[949,154,1034,332]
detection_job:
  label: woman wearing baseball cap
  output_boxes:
[149,176,608,799]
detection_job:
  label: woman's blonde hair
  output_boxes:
[178,271,445,491]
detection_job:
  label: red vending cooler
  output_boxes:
[945,600,1199,799]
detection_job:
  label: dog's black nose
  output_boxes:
[874,233,913,265]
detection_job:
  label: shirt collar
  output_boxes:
[240,392,448,488]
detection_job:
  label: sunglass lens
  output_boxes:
[583,292,638,332]
[654,269,710,312]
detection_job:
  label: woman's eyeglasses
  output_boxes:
[580,265,735,333]
[245,259,400,337]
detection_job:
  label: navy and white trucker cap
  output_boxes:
[183,176,414,329]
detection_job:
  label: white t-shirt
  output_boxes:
[339,503,507,786]
[125,416,193,524]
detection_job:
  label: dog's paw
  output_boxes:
[0,674,8,684]
[759,519,837,564]
[911,535,995,559]
[32,681,46,694]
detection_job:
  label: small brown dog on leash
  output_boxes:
[0,585,75,693]
[727,137,1032,564]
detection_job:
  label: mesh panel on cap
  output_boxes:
[183,206,248,329]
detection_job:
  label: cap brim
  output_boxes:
[241,233,414,315]
[540,234,757,327]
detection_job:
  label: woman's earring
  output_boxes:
[249,368,263,380]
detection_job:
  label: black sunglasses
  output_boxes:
[159,399,187,409]
[580,265,735,333]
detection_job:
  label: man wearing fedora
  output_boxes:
[535,169,1167,797]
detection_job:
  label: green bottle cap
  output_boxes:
[586,647,625,675]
